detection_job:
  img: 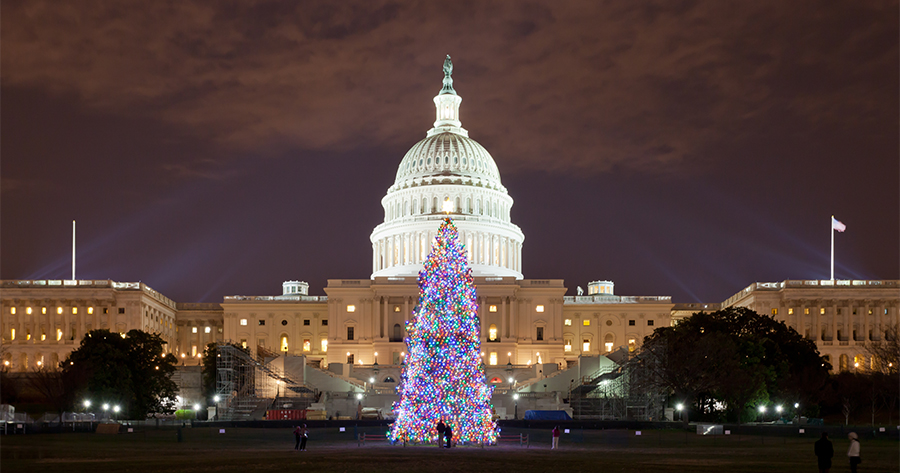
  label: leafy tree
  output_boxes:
[63,329,178,419]
[640,307,830,424]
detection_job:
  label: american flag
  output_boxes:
[832,216,846,233]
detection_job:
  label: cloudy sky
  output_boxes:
[2,1,897,303]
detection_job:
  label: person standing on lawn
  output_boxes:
[551,426,560,449]
[293,425,302,451]
[847,432,860,473]
[298,424,309,451]
[814,432,833,473]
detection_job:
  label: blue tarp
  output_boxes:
[523,410,572,421]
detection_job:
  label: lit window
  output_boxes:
[42,307,47,314]
[10,328,15,340]
[303,339,311,352]
[26,307,32,315]
[628,339,636,352]
[321,339,328,352]
[605,342,613,353]
[204,327,211,334]
[41,331,46,341]
[583,320,590,326]
[788,308,794,315]
[489,305,497,312]
[347,354,354,364]
[489,352,497,365]
[191,346,197,356]
[394,306,400,312]
[489,324,498,341]
[564,319,572,326]
[535,305,544,313]
[57,307,63,314]
[583,340,590,352]
[240,319,248,326]
[72,307,78,314]
[771,308,778,316]
[88,307,94,315]
[347,305,356,313]
[57,329,62,341]
[804,308,810,315]
[241,339,247,349]
[192,327,198,333]
[26,330,31,341]
[9,307,15,315]
[564,340,572,352]
[281,336,289,352]
[820,308,825,315]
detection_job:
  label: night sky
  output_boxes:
[2,1,898,304]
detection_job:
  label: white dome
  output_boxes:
[371,56,524,279]
[391,132,506,193]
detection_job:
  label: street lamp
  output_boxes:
[113,405,120,421]
[676,403,684,421]
[758,405,766,422]
[373,352,378,365]
[513,393,519,419]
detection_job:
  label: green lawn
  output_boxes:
[2,426,898,472]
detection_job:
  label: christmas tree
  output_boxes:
[389,217,497,445]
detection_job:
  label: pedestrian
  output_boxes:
[436,420,446,445]
[551,425,560,449]
[847,432,860,473]
[293,425,302,450]
[299,424,309,451]
[814,432,833,473]
[444,424,453,448]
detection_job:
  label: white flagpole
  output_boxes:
[72,220,76,281]
[830,216,834,281]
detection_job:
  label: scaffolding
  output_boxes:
[216,344,318,420]
[568,351,666,421]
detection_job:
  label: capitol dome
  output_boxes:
[371,56,524,279]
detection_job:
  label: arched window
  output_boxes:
[432,197,438,213]
[839,354,849,371]
[489,377,503,384]
[281,334,289,353]
[604,333,615,353]
[383,376,396,383]
[403,200,408,216]
[392,323,402,342]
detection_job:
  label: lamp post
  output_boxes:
[758,405,766,423]
[513,393,519,420]
[676,403,684,422]
[113,405,120,422]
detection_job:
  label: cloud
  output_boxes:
[2,0,896,176]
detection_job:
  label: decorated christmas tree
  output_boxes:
[389,217,497,445]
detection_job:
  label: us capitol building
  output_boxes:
[2,58,897,417]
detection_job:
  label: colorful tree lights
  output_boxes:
[390,218,497,445]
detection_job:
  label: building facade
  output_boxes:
[1,59,897,379]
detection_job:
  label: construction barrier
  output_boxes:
[358,432,392,446]
[266,410,306,421]
[497,433,529,447]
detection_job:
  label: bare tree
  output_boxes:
[863,323,900,374]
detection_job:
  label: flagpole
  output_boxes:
[72,220,76,281]
[830,216,834,281]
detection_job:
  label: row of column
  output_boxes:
[373,231,521,272]
[385,195,510,223]
[783,300,896,343]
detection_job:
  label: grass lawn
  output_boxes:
[2,426,898,472]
